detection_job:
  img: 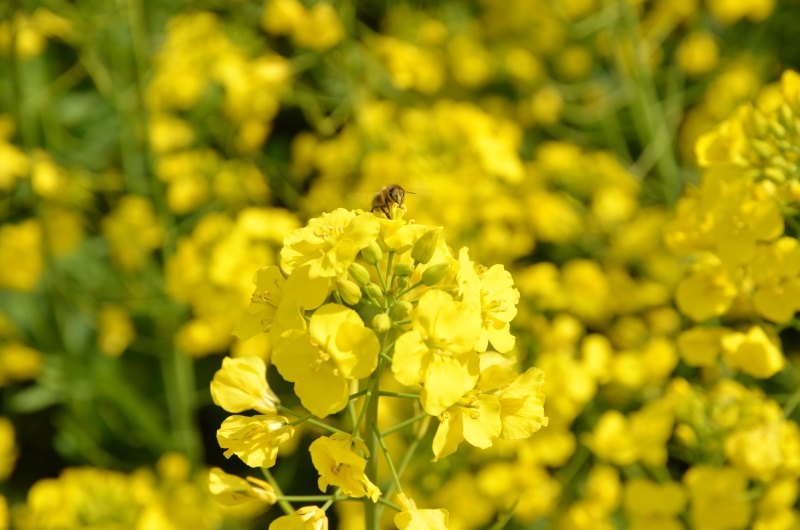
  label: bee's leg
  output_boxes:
[381,205,391,218]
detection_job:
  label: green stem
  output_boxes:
[376,497,401,512]
[319,489,344,511]
[347,380,358,428]
[374,262,387,292]
[8,11,37,150]
[485,502,518,530]
[278,406,348,435]
[373,423,403,495]
[163,346,201,462]
[386,252,395,280]
[783,385,800,418]
[262,468,295,515]
[349,389,368,400]
[617,0,682,204]
[363,360,386,530]
[380,412,427,438]
[394,416,429,480]
[286,413,315,427]
[397,281,424,298]
[279,495,336,502]
[378,391,420,399]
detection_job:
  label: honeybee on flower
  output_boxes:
[371,184,414,219]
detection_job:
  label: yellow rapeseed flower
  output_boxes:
[721,326,785,379]
[684,465,753,530]
[0,343,43,386]
[394,494,449,530]
[270,506,328,530]
[96,306,135,357]
[0,219,42,291]
[392,289,481,415]
[677,32,719,77]
[458,248,519,353]
[496,367,549,440]
[234,265,329,341]
[675,254,739,322]
[101,195,164,272]
[0,418,17,481]
[280,209,380,279]
[432,391,501,461]
[210,356,280,415]
[309,434,380,501]
[272,304,379,418]
[208,467,277,506]
[217,415,294,468]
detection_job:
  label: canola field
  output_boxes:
[2,0,800,529]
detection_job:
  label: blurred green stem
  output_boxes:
[617,0,682,204]
[262,468,295,515]
[279,405,348,435]
[380,412,427,437]
[8,8,37,150]
[382,415,429,503]
[162,345,202,462]
[374,424,403,495]
[364,359,385,530]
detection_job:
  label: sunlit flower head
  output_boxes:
[280,209,380,279]
[211,356,280,415]
[217,415,294,468]
[272,304,379,418]
[309,433,381,501]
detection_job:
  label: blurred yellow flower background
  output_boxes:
[2,0,800,529]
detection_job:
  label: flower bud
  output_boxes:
[349,263,371,285]
[394,262,415,277]
[770,120,787,139]
[751,139,774,159]
[336,279,363,305]
[411,229,438,264]
[371,313,392,333]
[439,284,459,296]
[396,276,409,289]
[365,282,383,300]
[391,301,413,320]
[421,263,450,286]
[361,241,383,265]
[753,110,769,138]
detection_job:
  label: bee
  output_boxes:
[371,184,414,218]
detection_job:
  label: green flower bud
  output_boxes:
[751,139,774,159]
[770,120,787,139]
[753,110,769,138]
[349,263,371,285]
[421,263,450,286]
[438,284,459,296]
[365,282,383,300]
[336,279,363,306]
[394,262,415,277]
[361,241,383,265]
[391,301,413,320]
[396,276,409,289]
[411,229,438,265]
[371,313,392,333]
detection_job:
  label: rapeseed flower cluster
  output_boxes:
[14,454,263,530]
[211,203,547,528]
